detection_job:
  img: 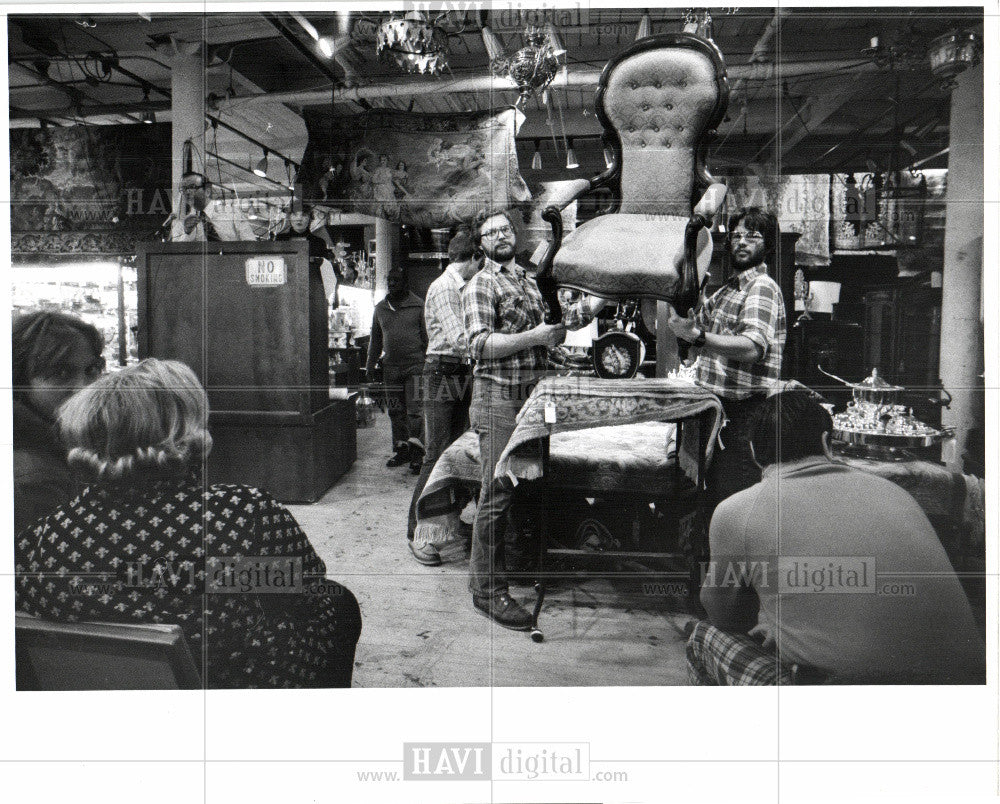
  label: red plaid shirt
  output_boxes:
[694,265,786,400]
[462,258,548,386]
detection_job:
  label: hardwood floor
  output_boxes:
[287,415,694,687]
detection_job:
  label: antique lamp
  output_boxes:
[376,12,449,75]
[487,24,564,108]
[928,30,981,89]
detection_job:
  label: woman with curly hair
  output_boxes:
[15,358,362,688]
[12,310,105,535]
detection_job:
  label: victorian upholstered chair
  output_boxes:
[536,33,730,327]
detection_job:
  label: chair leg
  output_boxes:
[530,482,547,643]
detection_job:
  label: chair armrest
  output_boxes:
[543,178,594,212]
[544,162,622,212]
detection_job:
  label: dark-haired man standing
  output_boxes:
[171,171,255,242]
[666,207,786,505]
[685,389,984,685]
[366,267,427,472]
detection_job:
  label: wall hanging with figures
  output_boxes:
[10,123,171,258]
[300,108,531,228]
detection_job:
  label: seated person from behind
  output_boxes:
[12,311,106,536]
[170,171,256,242]
[15,358,362,689]
[686,388,984,685]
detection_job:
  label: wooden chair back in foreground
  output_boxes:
[15,612,202,691]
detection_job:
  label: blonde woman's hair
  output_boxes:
[58,358,213,482]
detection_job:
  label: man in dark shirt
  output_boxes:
[366,268,428,471]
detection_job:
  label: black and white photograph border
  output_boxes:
[1,2,997,804]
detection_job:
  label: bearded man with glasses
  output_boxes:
[461,209,566,630]
[666,207,786,507]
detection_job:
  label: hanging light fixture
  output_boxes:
[682,8,715,41]
[253,148,269,178]
[140,84,155,124]
[489,24,564,108]
[377,11,449,75]
[565,137,579,170]
[531,139,543,170]
[635,12,652,40]
[292,11,336,61]
[928,30,981,88]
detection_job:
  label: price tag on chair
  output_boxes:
[544,401,558,424]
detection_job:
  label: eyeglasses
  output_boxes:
[480,224,514,239]
[729,231,764,243]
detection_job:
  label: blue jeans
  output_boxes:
[468,378,539,597]
[407,357,472,541]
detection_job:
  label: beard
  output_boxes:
[484,241,515,262]
[731,246,765,270]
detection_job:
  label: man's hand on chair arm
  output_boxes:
[666,306,762,363]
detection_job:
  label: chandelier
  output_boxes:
[488,25,564,108]
[928,30,981,88]
[376,12,450,75]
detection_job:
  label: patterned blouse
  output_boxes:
[15,474,361,688]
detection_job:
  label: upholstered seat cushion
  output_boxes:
[553,213,712,301]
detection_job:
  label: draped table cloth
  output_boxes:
[414,377,724,546]
[413,376,985,558]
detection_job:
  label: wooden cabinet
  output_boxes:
[863,284,943,425]
[136,241,356,502]
[786,318,865,406]
[863,285,941,386]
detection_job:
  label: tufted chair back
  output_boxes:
[538,32,729,321]
[598,34,728,217]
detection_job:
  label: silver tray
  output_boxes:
[832,427,948,448]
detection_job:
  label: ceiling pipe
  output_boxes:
[8,56,887,122]
[729,9,788,101]
[262,11,366,106]
[222,57,884,106]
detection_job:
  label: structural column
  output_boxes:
[168,40,206,208]
[939,62,984,471]
[374,217,399,299]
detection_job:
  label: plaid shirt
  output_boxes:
[424,264,469,360]
[694,265,786,400]
[462,258,548,386]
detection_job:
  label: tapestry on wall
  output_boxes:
[10,124,171,258]
[830,171,928,251]
[301,108,531,228]
[723,172,831,266]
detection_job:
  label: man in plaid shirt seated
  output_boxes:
[461,209,566,630]
[666,207,786,507]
